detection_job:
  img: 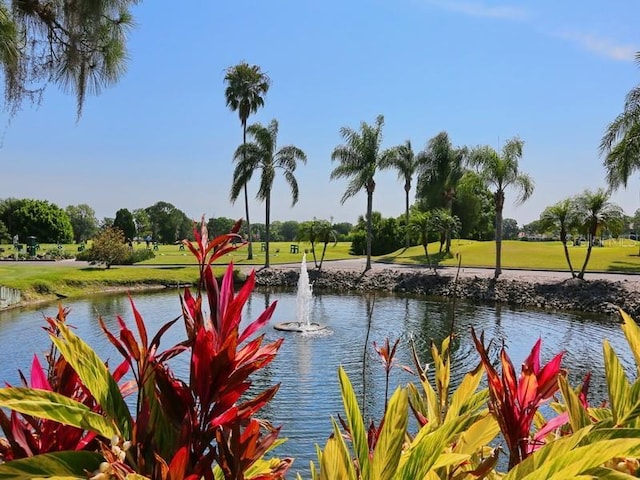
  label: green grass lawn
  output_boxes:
[3,238,640,305]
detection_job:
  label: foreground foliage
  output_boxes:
[3,221,640,478]
[0,218,290,479]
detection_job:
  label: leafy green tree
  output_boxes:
[469,137,534,278]
[113,208,136,241]
[574,189,624,279]
[0,219,9,243]
[522,219,543,237]
[224,61,271,260]
[601,53,640,191]
[333,222,353,241]
[540,198,579,277]
[231,119,307,268]
[350,211,403,256]
[145,202,191,244]
[12,199,73,243]
[1,1,137,118]
[502,218,519,240]
[100,217,114,230]
[451,171,494,240]
[65,204,98,243]
[0,198,26,237]
[331,114,395,271]
[416,132,467,252]
[132,208,151,240]
[84,226,130,269]
[380,139,418,248]
[207,216,237,238]
[279,220,298,241]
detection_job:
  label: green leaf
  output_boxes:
[559,375,591,432]
[453,413,499,455]
[620,310,640,375]
[0,387,119,438]
[603,340,631,426]
[0,451,103,479]
[371,387,408,480]
[319,418,357,480]
[446,366,484,421]
[52,319,132,439]
[338,366,370,479]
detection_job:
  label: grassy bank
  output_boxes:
[3,238,640,306]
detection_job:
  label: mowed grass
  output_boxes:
[3,238,640,305]
[380,239,640,273]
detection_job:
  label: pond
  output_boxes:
[0,287,635,476]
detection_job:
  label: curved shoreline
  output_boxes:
[253,261,640,318]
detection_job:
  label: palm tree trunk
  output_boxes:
[242,124,253,261]
[560,230,576,278]
[404,184,410,249]
[365,188,373,271]
[494,191,504,278]
[578,226,596,279]
[265,192,270,268]
[319,242,328,270]
[444,193,453,253]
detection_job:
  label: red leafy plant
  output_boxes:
[471,328,565,470]
[0,217,290,480]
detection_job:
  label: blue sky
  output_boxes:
[3,1,640,227]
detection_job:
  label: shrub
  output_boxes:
[0,218,291,479]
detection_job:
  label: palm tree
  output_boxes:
[231,119,306,268]
[380,140,418,249]
[408,210,433,269]
[224,61,271,260]
[315,220,338,270]
[601,53,640,191]
[416,132,467,253]
[469,137,534,278]
[573,189,624,279]
[330,114,394,271]
[539,199,578,278]
[431,208,461,254]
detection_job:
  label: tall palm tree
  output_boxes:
[380,139,418,249]
[416,132,467,252]
[539,199,578,278]
[331,114,393,271]
[469,137,534,278]
[601,52,640,191]
[231,119,306,268]
[224,61,271,260]
[574,189,624,279]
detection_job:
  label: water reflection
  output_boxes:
[0,288,634,477]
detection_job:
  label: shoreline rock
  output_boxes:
[254,268,639,318]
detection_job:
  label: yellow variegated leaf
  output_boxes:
[372,387,408,480]
[338,366,370,479]
[559,375,592,432]
[446,367,485,421]
[431,452,470,469]
[319,418,357,480]
[52,320,132,438]
[603,340,632,426]
[0,451,103,479]
[453,413,499,455]
[620,310,640,375]
[0,387,119,438]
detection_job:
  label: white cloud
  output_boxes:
[554,30,637,62]
[422,0,529,21]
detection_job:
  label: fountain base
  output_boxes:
[274,322,327,333]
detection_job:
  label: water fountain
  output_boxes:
[274,253,327,332]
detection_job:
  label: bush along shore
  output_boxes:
[253,267,640,317]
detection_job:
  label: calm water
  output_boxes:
[0,288,635,476]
